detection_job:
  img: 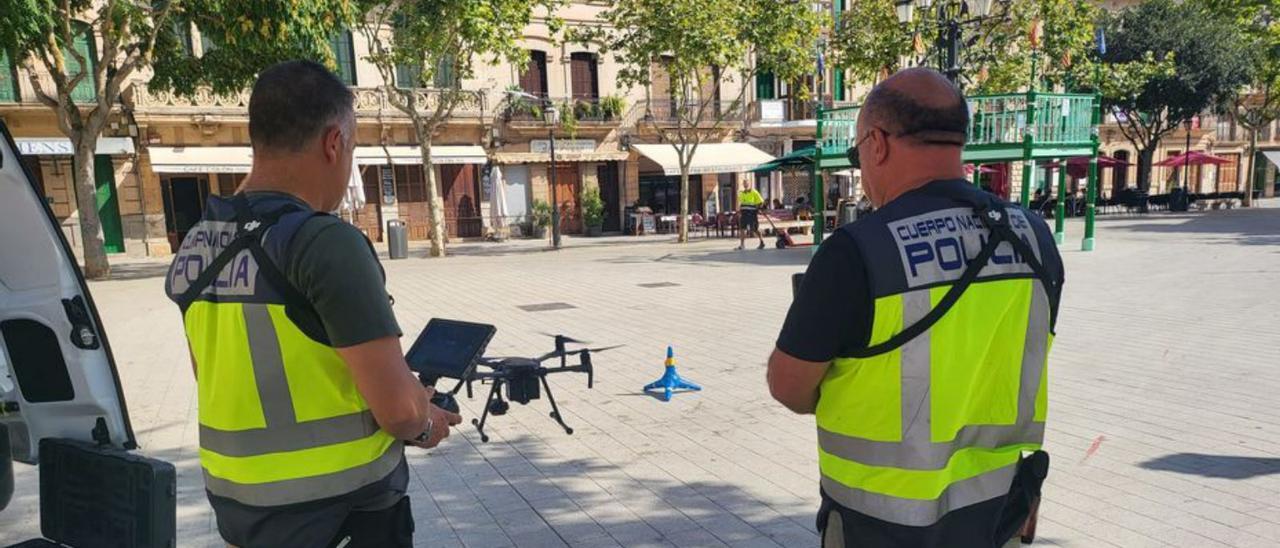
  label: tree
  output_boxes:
[0,0,353,279]
[579,0,822,243]
[1209,0,1280,206]
[356,0,557,258]
[830,0,1098,95]
[1075,0,1252,193]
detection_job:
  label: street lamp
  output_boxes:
[504,90,561,249]
[895,0,1011,84]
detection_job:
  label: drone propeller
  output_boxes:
[537,332,590,345]
[583,344,624,353]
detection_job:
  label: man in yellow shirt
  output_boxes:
[737,180,767,250]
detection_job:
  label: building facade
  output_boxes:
[3,1,843,259]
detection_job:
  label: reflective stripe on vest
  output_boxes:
[185,299,400,506]
[171,197,402,508]
[816,278,1051,527]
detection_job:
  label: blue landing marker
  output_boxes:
[643,346,702,402]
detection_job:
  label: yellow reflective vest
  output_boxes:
[166,194,400,507]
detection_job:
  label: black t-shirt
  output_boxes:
[776,230,872,362]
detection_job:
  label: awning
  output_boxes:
[751,147,815,173]
[355,145,487,165]
[633,143,775,176]
[16,137,134,156]
[491,151,630,164]
[1261,150,1280,170]
[148,146,252,173]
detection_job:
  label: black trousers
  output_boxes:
[325,495,414,548]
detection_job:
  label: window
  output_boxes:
[170,21,194,56]
[1217,153,1240,192]
[395,63,421,88]
[433,55,456,88]
[570,52,598,100]
[756,70,775,100]
[328,31,357,86]
[198,28,217,57]
[519,50,547,97]
[1216,117,1237,142]
[0,49,17,102]
[65,29,97,103]
[1262,121,1274,142]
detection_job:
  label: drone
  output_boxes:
[405,319,617,443]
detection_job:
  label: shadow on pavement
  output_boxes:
[598,248,813,268]
[1097,209,1280,247]
[1138,453,1280,480]
[444,433,819,546]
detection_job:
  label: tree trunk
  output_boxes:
[678,167,690,243]
[419,139,447,257]
[1244,128,1258,207]
[1136,146,1156,193]
[72,139,110,279]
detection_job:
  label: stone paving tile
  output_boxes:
[2,205,1279,547]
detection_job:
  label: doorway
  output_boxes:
[552,165,582,234]
[597,162,620,232]
[1112,150,1130,198]
[93,155,124,253]
[161,175,209,252]
[354,166,384,242]
[441,164,483,238]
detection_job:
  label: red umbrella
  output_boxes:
[1154,151,1231,167]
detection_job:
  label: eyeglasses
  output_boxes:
[845,127,883,170]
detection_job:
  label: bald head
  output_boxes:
[853,68,970,207]
[861,68,968,146]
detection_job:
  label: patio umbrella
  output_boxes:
[489,166,509,237]
[965,164,999,175]
[339,164,367,212]
[1154,151,1231,167]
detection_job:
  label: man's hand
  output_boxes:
[767,347,830,414]
[408,403,463,449]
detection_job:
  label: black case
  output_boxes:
[7,438,176,548]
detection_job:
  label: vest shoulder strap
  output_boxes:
[174,194,323,314]
[847,191,1061,359]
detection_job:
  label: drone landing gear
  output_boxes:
[471,376,575,443]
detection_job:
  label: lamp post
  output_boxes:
[545,103,562,249]
[895,0,1010,85]
[505,90,561,249]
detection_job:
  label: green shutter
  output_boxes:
[328,32,356,85]
[66,31,96,103]
[396,63,422,88]
[433,55,456,88]
[0,50,16,103]
[756,71,775,100]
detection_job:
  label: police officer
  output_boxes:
[767,68,1064,547]
[165,60,461,548]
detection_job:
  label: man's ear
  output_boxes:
[322,125,344,164]
[870,131,891,167]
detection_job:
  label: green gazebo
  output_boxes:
[809,90,1102,250]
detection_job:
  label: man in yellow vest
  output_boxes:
[767,68,1063,547]
[738,179,767,250]
[165,61,461,547]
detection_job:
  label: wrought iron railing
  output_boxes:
[640,97,745,123]
[818,92,1096,159]
[503,95,627,123]
[132,84,484,117]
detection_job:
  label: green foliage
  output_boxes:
[1206,0,1280,132]
[531,199,553,228]
[558,100,577,136]
[580,186,604,228]
[578,0,822,115]
[599,94,626,120]
[831,0,1099,94]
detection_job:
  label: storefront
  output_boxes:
[354,145,489,240]
[492,140,629,235]
[16,137,136,254]
[146,146,252,252]
[630,143,775,216]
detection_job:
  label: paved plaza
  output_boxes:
[3,205,1280,547]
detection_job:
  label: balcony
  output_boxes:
[753,99,823,126]
[131,85,484,118]
[502,95,627,124]
[815,92,1098,168]
[638,98,746,125]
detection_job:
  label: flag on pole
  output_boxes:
[1096,27,1107,55]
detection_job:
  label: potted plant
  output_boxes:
[581,187,605,237]
[599,95,627,121]
[530,200,553,239]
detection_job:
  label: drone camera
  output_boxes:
[506,375,541,404]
